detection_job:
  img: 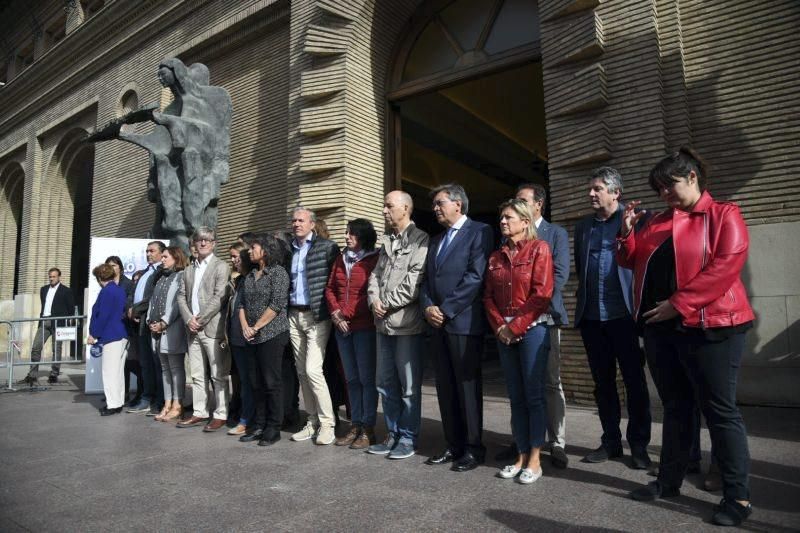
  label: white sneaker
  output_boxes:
[517,468,543,484]
[497,465,522,479]
[315,426,335,445]
[291,422,318,442]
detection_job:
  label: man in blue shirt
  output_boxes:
[574,167,651,469]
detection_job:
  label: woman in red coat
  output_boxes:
[484,198,553,484]
[619,147,753,527]
[324,218,380,449]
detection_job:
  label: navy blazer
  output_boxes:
[537,219,570,327]
[89,282,128,344]
[420,217,494,335]
[573,204,634,327]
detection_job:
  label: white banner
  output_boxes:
[55,327,77,341]
[85,237,155,394]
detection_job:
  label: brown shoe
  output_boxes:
[203,418,227,432]
[176,416,208,428]
[335,425,361,446]
[350,426,375,450]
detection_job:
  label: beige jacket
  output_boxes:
[367,222,429,335]
[178,254,231,339]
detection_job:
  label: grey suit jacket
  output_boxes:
[178,254,231,339]
[537,219,570,326]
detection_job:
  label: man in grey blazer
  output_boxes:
[177,226,231,431]
[517,183,571,468]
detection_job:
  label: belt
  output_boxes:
[289,305,311,311]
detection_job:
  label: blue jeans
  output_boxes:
[335,329,378,427]
[376,333,423,446]
[230,345,254,426]
[498,325,550,453]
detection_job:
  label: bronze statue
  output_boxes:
[87,58,232,250]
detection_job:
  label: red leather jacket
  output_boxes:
[484,239,554,337]
[324,251,379,331]
[616,191,754,329]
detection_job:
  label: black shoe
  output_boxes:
[582,444,623,463]
[47,375,58,384]
[550,446,569,469]
[18,374,37,386]
[425,449,460,466]
[631,447,652,470]
[239,429,264,443]
[258,431,281,447]
[711,498,752,527]
[145,405,162,417]
[494,442,518,462]
[451,452,483,472]
[100,407,123,416]
[629,481,680,502]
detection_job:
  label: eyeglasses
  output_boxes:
[194,238,214,244]
[431,199,452,209]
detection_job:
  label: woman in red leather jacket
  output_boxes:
[484,198,553,484]
[324,218,380,449]
[618,147,753,527]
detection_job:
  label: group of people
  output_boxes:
[68,146,753,527]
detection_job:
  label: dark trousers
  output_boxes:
[29,321,62,376]
[246,332,289,435]
[579,317,651,449]
[137,331,164,407]
[124,359,143,403]
[644,327,750,501]
[282,344,300,419]
[431,331,485,457]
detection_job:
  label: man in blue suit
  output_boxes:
[421,183,494,472]
[516,183,571,469]
[574,167,651,469]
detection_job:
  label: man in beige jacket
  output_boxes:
[177,226,231,431]
[366,190,429,460]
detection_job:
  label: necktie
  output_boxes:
[436,228,455,267]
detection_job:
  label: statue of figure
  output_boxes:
[86,58,232,250]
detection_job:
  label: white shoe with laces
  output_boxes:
[291,422,318,441]
[497,465,522,479]
[315,425,335,445]
[517,468,543,484]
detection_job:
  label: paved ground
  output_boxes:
[1,363,798,532]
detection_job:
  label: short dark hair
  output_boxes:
[105,256,124,271]
[148,240,167,252]
[48,267,61,276]
[92,264,115,282]
[164,246,189,271]
[252,234,284,268]
[590,167,623,195]
[516,183,547,205]
[430,183,469,215]
[648,146,709,194]
[238,231,257,246]
[346,218,377,251]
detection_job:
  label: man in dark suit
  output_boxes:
[421,183,494,472]
[516,183,571,468]
[22,268,75,385]
[126,240,166,414]
[574,167,651,469]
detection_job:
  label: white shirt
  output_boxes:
[534,217,543,229]
[192,254,213,315]
[436,214,468,256]
[134,264,157,304]
[43,283,60,317]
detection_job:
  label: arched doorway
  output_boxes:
[387,0,546,235]
[43,129,95,312]
[0,161,25,300]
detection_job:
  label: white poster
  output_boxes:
[84,237,155,394]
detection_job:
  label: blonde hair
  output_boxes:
[498,198,537,241]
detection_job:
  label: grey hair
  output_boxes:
[291,205,317,222]
[191,226,215,241]
[590,167,623,195]
[430,183,469,215]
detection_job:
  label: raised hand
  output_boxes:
[622,200,646,236]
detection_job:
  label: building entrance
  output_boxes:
[387,0,547,238]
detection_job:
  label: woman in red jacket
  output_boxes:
[484,198,553,484]
[619,147,753,527]
[324,218,380,449]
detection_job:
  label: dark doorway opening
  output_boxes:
[66,145,95,313]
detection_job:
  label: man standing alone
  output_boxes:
[21,268,75,385]
[177,227,231,432]
[422,183,494,472]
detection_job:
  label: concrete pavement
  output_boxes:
[1,363,798,532]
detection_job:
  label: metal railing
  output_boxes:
[2,314,87,391]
